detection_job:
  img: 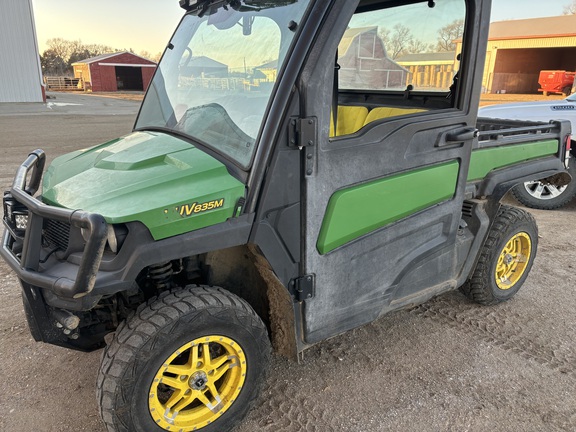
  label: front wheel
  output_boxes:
[460,205,538,305]
[97,286,271,432]
[511,161,576,210]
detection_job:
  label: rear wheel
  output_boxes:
[511,161,576,210]
[460,205,537,305]
[97,286,270,432]
[563,86,572,96]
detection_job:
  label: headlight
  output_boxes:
[82,223,127,253]
[14,213,29,230]
[80,227,90,242]
[4,198,12,220]
[81,226,117,252]
[106,224,128,253]
[3,192,29,233]
[107,225,118,253]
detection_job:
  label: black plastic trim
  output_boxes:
[475,157,565,198]
[38,215,254,311]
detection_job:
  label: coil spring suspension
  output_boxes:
[149,261,173,290]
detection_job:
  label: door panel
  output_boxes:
[303,117,470,344]
[299,0,487,344]
[317,160,459,254]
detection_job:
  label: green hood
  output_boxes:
[42,131,245,240]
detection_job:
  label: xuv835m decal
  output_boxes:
[177,199,225,217]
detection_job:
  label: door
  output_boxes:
[300,0,487,344]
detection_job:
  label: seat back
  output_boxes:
[363,107,426,126]
[330,106,369,137]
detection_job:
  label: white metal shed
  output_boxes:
[0,0,45,102]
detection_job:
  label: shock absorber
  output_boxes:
[148,261,173,290]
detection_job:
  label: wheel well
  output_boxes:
[204,244,298,360]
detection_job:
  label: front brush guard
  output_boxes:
[1,150,107,299]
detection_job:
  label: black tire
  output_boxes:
[562,86,572,97]
[460,205,537,305]
[97,286,271,432]
[511,161,576,210]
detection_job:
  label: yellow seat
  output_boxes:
[329,106,369,137]
[363,107,427,126]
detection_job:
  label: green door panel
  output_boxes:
[316,161,460,254]
[468,139,558,181]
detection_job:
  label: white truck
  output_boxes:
[479,93,576,209]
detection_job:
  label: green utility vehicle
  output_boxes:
[1,0,572,431]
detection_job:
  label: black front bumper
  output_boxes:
[1,150,108,299]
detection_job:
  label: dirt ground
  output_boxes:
[0,93,575,432]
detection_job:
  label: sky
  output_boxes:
[32,0,184,55]
[32,0,573,56]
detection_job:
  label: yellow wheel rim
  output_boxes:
[495,232,532,290]
[148,335,247,431]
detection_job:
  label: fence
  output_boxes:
[45,77,83,91]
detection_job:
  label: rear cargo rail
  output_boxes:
[477,118,570,148]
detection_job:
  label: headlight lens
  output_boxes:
[82,225,117,252]
[3,193,29,233]
[82,223,127,254]
[107,225,118,253]
[80,227,90,242]
[14,213,29,230]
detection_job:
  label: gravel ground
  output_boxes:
[0,92,574,432]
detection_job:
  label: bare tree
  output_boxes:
[139,50,162,63]
[377,28,391,56]
[41,39,119,75]
[40,49,68,76]
[563,0,576,14]
[45,38,76,64]
[83,43,116,56]
[379,24,413,59]
[436,19,464,52]
[406,38,434,55]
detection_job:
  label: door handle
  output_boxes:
[442,127,479,145]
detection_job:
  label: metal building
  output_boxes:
[456,14,576,94]
[484,15,576,94]
[0,0,45,102]
[72,52,157,92]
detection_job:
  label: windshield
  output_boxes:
[135,1,310,168]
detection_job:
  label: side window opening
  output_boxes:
[330,0,467,138]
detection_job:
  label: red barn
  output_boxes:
[72,52,156,92]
